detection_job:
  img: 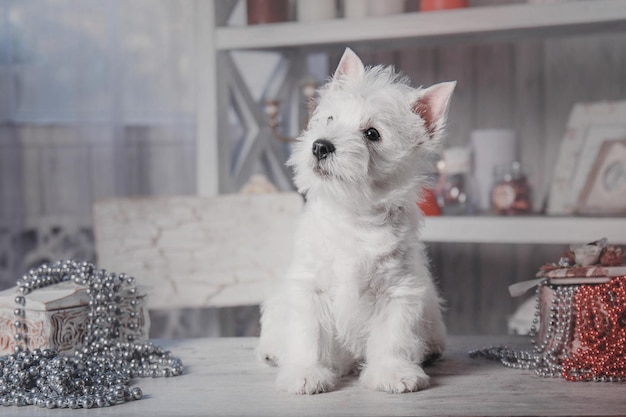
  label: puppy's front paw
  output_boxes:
[360,361,430,393]
[276,365,338,395]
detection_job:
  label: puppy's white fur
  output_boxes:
[259,48,455,395]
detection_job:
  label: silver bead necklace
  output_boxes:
[1,259,184,409]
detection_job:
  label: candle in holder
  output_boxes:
[491,161,532,215]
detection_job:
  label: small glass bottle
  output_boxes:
[435,147,476,215]
[491,161,532,215]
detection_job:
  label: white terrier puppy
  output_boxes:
[259,48,455,395]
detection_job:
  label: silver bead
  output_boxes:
[81,396,94,409]
[131,387,143,400]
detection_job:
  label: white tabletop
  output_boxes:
[5,335,626,416]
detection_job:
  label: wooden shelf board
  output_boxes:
[422,216,626,244]
[216,0,626,51]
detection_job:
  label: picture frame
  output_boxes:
[547,101,626,215]
[576,138,626,215]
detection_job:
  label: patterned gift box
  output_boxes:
[536,265,626,351]
[535,265,626,380]
[0,281,149,355]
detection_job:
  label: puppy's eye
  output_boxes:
[364,127,381,142]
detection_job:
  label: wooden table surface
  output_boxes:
[5,335,626,417]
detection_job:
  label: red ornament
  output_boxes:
[418,187,441,216]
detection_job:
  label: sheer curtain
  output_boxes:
[0,0,197,324]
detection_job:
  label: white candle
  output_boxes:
[297,0,337,21]
[469,129,518,212]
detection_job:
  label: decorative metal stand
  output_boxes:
[264,78,318,143]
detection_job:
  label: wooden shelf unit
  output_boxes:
[201,0,626,245]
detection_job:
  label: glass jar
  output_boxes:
[435,147,477,215]
[491,161,532,215]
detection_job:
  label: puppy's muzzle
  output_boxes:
[312,139,335,161]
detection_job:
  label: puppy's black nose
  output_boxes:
[312,139,335,161]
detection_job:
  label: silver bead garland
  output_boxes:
[0,259,184,408]
[469,280,625,382]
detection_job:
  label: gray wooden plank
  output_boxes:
[396,46,436,88]
[474,43,514,129]
[216,51,235,193]
[477,243,516,333]
[214,0,239,26]
[432,43,480,334]
[514,40,545,212]
[195,0,220,196]
[510,39,547,330]
[473,42,517,333]
[436,44,474,148]
[439,243,481,334]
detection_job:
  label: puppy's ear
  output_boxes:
[333,48,365,81]
[412,81,456,139]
